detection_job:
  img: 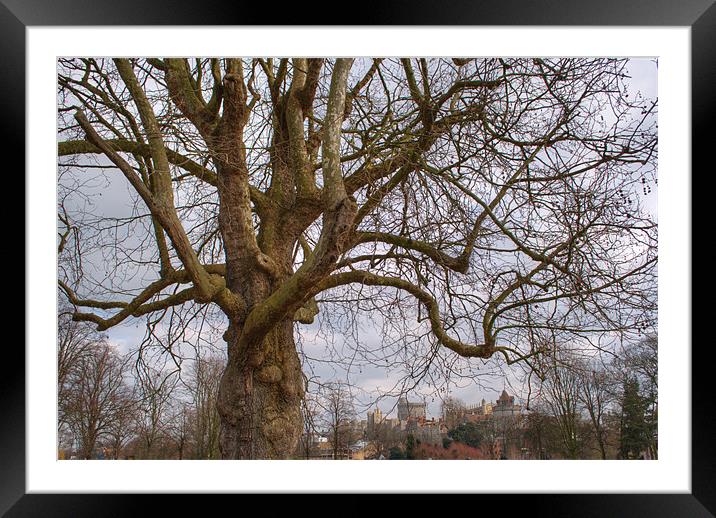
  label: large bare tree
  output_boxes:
[57,57,657,459]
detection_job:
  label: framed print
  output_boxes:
[5,0,713,514]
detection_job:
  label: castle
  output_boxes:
[302,389,528,459]
[492,389,521,419]
[397,396,426,422]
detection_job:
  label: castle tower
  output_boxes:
[367,408,382,435]
[398,396,427,422]
[493,389,520,419]
[397,397,409,422]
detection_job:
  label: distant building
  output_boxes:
[367,408,383,436]
[444,398,493,428]
[383,417,401,430]
[397,396,427,422]
[492,389,522,419]
[409,418,444,445]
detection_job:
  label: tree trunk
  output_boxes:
[217,318,304,459]
[596,429,607,460]
[80,429,97,459]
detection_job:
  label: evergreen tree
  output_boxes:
[447,421,484,448]
[619,377,649,459]
[388,446,405,460]
[405,434,416,460]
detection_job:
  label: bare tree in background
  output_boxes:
[62,339,133,459]
[297,392,322,459]
[165,400,193,460]
[522,404,560,459]
[318,382,357,459]
[538,353,584,459]
[58,304,137,459]
[133,367,176,459]
[370,421,400,460]
[57,307,95,436]
[576,360,614,459]
[186,355,223,459]
[57,57,657,458]
[441,396,466,429]
[103,389,137,459]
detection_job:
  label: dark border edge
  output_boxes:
[0,1,27,516]
[691,0,716,515]
[3,0,714,514]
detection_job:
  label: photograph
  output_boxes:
[55,56,659,462]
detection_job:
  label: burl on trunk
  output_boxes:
[217,319,304,459]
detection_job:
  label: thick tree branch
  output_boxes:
[114,58,174,199]
[237,59,357,356]
[320,58,354,206]
[352,231,469,273]
[74,111,155,206]
[164,58,218,137]
[62,275,192,331]
[286,58,317,197]
[60,264,233,330]
[74,110,226,303]
[58,138,270,216]
[313,270,495,358]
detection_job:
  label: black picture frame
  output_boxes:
[4,0,712,514]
